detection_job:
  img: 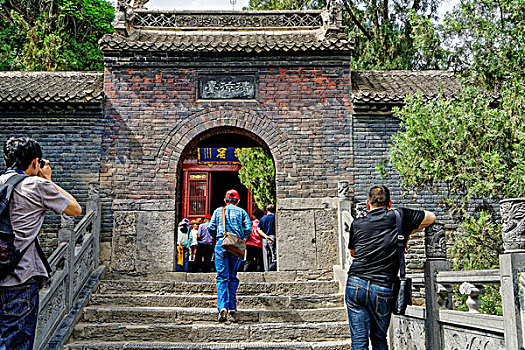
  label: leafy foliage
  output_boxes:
[237,148,276,209]
[248,0,325,10]
[387,80,525,219]
[248,0,447,70]
[0,0,114,71]
[384,80,525,314]
[442,0,525,90]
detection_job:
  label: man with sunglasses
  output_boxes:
[345,185,436,350]
[0,137,81,349]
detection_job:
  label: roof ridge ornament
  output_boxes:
[115,0,136,36]
[318,0,343,41]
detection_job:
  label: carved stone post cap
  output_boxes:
[338,181,352,200]
[500,198,525,253]
[425,222,447,259]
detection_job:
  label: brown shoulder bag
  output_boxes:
[219,207,246,259]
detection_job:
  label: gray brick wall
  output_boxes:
[0,107,104,255]
[352,108,452,272]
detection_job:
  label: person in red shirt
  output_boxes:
[244,209,266,272]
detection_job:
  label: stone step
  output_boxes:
[97,280,339,296]
[89,293,344,310]
[103,271,334,283]
[82,306,347,324]
[66,340,352,349]
[72,322,351,343]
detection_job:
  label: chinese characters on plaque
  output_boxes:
[198,148,241,165]
[199,75,255,99]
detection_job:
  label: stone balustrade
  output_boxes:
[34,186,103,350]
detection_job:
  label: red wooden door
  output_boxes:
[183,172,210,220]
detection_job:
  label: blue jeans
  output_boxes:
[345,276,394,350]
[176,246,189,272]
[0,279,39,350]
[215,240,242,311]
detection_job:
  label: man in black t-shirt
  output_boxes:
[346,185,435,350]
[258,204,276,271]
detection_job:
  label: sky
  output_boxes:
[109,0,251,11]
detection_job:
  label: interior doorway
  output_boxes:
[210,171,249,214]
[176,127,274,273]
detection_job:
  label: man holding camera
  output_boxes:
[0,137,81,349]
[346,185,435,350]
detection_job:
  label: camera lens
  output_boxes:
[39,159,47,168]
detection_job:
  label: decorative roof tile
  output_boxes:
[0,71,104,104]
[103,8,352,54]
[352,70,461,104]
[100,30,351,54]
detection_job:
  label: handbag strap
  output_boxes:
[393,209,406,279]
[222,206,226,236]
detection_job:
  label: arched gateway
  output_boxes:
[103,1,354,275]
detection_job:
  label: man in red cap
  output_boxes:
[208,189,252,322]
[195,214,214,272]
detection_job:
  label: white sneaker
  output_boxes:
[218,308,228,322]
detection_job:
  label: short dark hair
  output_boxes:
[266,204,275,214]
[367,185,390,207]
[253,209,264,220]
[225,198,239,204]
[4,137,42,171]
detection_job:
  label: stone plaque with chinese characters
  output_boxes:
[199,75,255,100]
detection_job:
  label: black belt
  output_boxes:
[349,275,394,289]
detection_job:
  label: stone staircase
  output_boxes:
[64,272,351,349]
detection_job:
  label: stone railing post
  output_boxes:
[58,214,75,309]
[424,222,449,350]
[87,184,101,266]
[499,198,525,350]
[337,181,352,270]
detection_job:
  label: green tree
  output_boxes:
[442,0,525,90]
[237,148,276,209]
[249,0,447,70]
[248,0,324,10]
[0,0,114,71]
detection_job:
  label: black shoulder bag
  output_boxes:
[392,209,412,315]
[0,173,52,280]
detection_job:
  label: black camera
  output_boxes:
[39,159,48,168]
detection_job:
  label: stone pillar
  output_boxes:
[499,198,525,350]
[333,181,353,292]
[423,222,449,350]
[111,199,176,273]
[337,181,353,269]
[277,197,338,276]
[59,215,75,309]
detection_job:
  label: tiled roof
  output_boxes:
[99,30,351,54]
[352,70,461,104]
[0,71,104,104]
[102,8,352,54]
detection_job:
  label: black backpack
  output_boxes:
[0,173,30,280]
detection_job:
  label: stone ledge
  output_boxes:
[112,199,175,211]
[277,197,337,210]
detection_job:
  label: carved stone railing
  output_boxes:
[34,186,101,350]
[391,223,506,350]
[114,0,343,36]
[133,11,325,30]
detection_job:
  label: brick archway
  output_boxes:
[155,107,289,174]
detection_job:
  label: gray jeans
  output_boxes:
[262,235,277,271]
